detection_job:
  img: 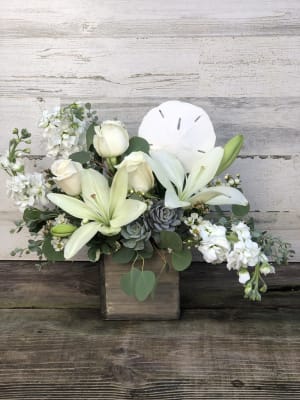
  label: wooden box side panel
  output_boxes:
[99,256,180,320]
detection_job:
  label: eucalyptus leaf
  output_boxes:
[86,123,96,149]
[125,136,150,155]
[69,151,92,164]
[120,267,141,297]
[42,236,65,262]
[232,203,250,217]
[171,248,192,271]
[112,247,135,264]
[160,231,182,251]
[88,246,101,262]
[135,270,156,301]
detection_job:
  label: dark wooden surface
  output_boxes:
[0,261,299,399]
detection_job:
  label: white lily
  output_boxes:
[47,168,147,259]
[145,147,248,209]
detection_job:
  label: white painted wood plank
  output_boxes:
[227,156,300,212]
[1,211,298,260]
[1,97,299,156]
[0,0,299,38]
[0,37,299,97]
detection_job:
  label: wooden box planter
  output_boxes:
[99,254,180,320]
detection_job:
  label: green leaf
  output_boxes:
[232,203,250,217]
[112,247,135,264]
[125,136,150,155]
[120,267,141,297]
[87,246,101,262]
[138,241,154,259]
[86,123,96,149]
[171,248,192,271]
[135,270,156,301]
[160,231,182,251]
[42,236,65,262]
[69,151,91,164]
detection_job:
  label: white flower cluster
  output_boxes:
[6,173,48,212]
[39,103,89,158]
[50,214,69,252]
[184,217,274,285]
[185,213,230,264]
[0,150,24,175]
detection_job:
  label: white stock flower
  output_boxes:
[6,173,48,212]
[227,239,260,271]
[232,221,251,241]
[260,262,275,276]
[39,104,88,158]
[197,221,230,264]
[116,151,154,193]
[93,121,129,158]
[51,159,83,196]
[238,269,251,284]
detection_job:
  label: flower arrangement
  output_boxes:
[1,101,294,302]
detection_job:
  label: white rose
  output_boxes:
[116,151,154,193]
[93,120,129,158]
[51,159,83,196]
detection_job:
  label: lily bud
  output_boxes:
[216,134,244,175]
[51,223,77,238]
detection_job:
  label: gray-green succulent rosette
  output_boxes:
[1,101,294,302]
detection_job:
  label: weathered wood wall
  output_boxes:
[0,1,299,260]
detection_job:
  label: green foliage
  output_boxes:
[86,123,96,149]
[138,241,154,259]
[42,236,65,262]
[87,246,101,262]
[171,248,192,271]
[120,267,141,297]
[232,203,250,217]
[135,270,156,301]
[69,151,92,164]
[112,247,135,264]
[160,231,182,251]
[125,136,150,155]
[23,207,58,233]
[257,232,295,265]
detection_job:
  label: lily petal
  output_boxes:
[109,167,128,216]
[202,186,248,206]
[150,150,185,192]
[98,225,121,236]
[190,190,224,205]
[165,187,190,209]
[47,193,99,221]
[144,153,175,193]
[80,169,109,220]
[64,222,100,259]
[183,147,224,198]
[110,199,147,228]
